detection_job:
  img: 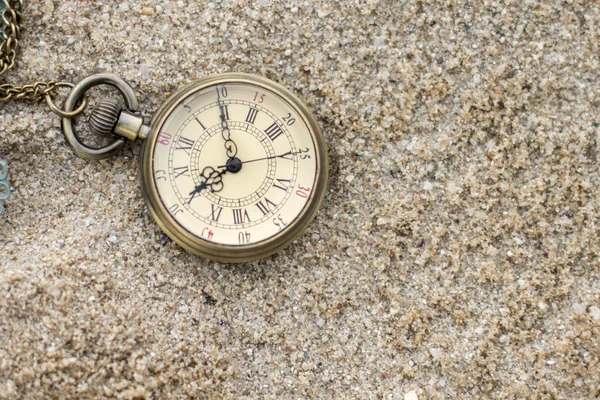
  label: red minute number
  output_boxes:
[296,185,311,199]
[158,132,172,145]
[253,92,265,103]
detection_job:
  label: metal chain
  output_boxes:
[1,80,58,103]
[0,0,59,103]
[0,0,22,76]
[0,0,86,116]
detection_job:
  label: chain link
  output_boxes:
[0,0,64,105]
[1,80,60,102]
[0,0,22,76]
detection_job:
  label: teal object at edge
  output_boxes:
[0,160,10,214]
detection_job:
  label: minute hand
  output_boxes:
[217,150,299,168]
[217,87,237,158]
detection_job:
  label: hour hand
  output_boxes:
[188,167,227,203]
[188,181,207,203]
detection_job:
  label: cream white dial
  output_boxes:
[149,80,321,249]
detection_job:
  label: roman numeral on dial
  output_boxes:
[256,198,277,215]
[173,166,189,179]
[264,122,284,141]
[273,178,291,191]
[176,137,195,155]
[232,208,251,224]
[245,107,259,125]
[195,117,206,130]
[210,204,223,222]
[277,151,294,161]
[219,105,230,121]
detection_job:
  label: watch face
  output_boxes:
[143,74,327,260]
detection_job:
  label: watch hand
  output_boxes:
[188,166,227,202]
[216,87,238,159]
[217,150,300,168]
[188,181,207,203]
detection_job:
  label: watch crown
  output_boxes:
[89,99,121,136]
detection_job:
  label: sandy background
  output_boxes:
[1,0,599,399]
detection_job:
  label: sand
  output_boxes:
[1,1,599,398]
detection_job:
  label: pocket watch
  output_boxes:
[69,73,329,262]
[1,1,328,262]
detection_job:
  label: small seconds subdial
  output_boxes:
[150,80,320,249]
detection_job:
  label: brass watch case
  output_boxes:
[139,73,328,263]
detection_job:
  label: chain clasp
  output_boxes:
[61,74,145,160]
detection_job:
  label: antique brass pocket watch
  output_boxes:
[1,1,328,262]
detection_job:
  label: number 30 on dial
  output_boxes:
[140,73,328,262]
